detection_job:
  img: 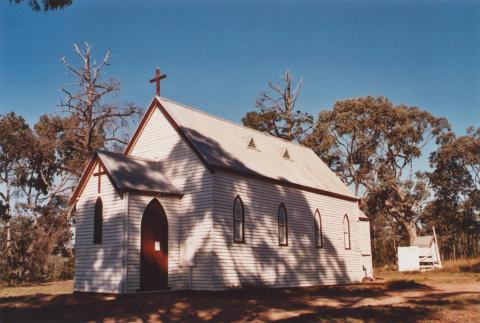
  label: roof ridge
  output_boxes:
[157,96,314,152]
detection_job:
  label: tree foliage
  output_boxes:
[242,71,313,142]
[303,96,388,196]
[425,127,480,259]
[9,0,72,12]
[304,96,449,244]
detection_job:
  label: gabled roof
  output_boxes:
[70,150,181,203]
[97,150,181,195]
[412,236,435,248]
[132,96,356,201]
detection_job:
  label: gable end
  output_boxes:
[124,97,212,172]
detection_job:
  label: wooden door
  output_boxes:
[140,199,168,291]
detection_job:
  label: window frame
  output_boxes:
[93,196,103,245]
[343,214,351,250]
[278,203,288,246]
[314,209,323,248]
[233,195,245,243]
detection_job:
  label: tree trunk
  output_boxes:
[403,221,417,245]
[5,181,11,250]
[6,219,11,249]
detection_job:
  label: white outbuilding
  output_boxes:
[398,232,442,272]
[71,96,373,293]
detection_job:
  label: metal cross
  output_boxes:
[93,163,106,194]
[149,68,167,96]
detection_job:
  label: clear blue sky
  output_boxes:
[1,0,479,138]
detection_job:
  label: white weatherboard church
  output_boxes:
[71,93,373,293]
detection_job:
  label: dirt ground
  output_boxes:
[1,273,479,322]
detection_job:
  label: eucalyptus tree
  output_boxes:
[59,43,142,176]
[305,96,449,244]
[426,127,480,258]
[0,113,35,251]
[242,71,314,143]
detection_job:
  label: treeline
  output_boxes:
[243,71,479,266]
[0,48,478,284]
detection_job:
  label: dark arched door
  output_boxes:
[140,199,168,290]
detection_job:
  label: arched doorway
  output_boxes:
[140,199,168,290]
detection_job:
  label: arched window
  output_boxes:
[233,196,244,243]
[343,215,351,250]
[314,210,323,248]
[278,203,288,246]
[93,197,103,244]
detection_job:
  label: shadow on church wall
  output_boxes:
[168,127,356,289]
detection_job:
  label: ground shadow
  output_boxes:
[2,282,478,322]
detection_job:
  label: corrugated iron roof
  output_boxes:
[157,97,356,200]
[412,236,434,248]
[97,150,181,196]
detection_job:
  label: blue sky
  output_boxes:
[1,0,479,140]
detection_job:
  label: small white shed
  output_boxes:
[398,232,442,272]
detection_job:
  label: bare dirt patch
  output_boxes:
[0,275,479,322]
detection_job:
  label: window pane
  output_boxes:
[234,221,242,241]
[94,197,103,244]
[279,226,286,244]
[233,197,244,242]
[278,208,286,224]
[316,229,323,247]
[234,200,243,220]
[278,205,287,245]
[344,216,350,249]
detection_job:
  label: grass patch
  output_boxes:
[0,280,73,298]
[375,257,480,286]
[440,258,480,273]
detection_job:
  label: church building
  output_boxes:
[71,93,373,293]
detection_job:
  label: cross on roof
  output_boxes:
[149,68,167,96]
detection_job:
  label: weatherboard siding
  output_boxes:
[212,170,364,289]
[359,219,373,278]
[127,105,214,291]
[74,161,126,293]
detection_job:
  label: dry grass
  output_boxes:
[375,257,480,287]
[439,257,480,273]
[0,280,73,298]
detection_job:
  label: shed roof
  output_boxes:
[412,236,434,248]
[96,150,181,196]
[156,97,356,200]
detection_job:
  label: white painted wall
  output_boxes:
[358,219,373,278]
[74,161,126,293]
[211,170,366,289]
[127,106,213,291]
[398,247,420,272]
